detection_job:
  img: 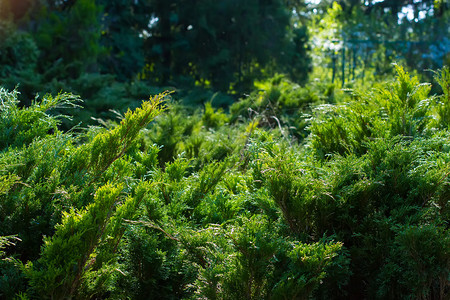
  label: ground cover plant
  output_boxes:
[0,65,449,299]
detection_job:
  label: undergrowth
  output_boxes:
[0,66,449,299]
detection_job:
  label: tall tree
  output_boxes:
[97,0,152,81]
[144,0,311,92]
[309,0,449,85]
[35,0,104,79]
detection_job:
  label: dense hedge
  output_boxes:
[0,66,449,299]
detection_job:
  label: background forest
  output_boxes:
[0,0,449,299]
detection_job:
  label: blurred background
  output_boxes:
[0,0,448,121]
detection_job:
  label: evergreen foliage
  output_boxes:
[1,0,448,298]
[1,65,449,299]
[143,0,311,92]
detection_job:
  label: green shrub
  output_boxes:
[377,225,450,299]
[308,65,440,158]
[1,65,449,299]
[230,74,333,140]
[0,88,80,150]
